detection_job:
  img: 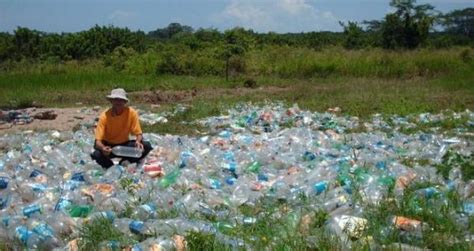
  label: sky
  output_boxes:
[0,0,472,33]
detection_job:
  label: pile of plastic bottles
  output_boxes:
[0,103,472,250]
[138,104,188,125]
[0,110,33,125]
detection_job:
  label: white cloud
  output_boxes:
[220,1,272,29]
[278,0,313,15]
[108,10,135,22]
[215,0,340,32]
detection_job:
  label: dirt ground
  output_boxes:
[0,86,297,133]
[0,107,101,133]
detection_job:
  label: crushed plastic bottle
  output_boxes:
[112,145,143,158]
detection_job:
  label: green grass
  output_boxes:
[363,182,470,250]
[77,217,135,250]
[436,150,474,181]
[0,47,473,116]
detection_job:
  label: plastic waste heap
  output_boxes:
[0,102,472,250]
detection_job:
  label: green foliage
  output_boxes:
[441,8,474,38]
[224,27,255,51]
[104,46,137,71]
[436,150,474,181]
[185,231,231,251]
[340,21,367,49]
[368,0,438,49]
[460,48,472,63]
[77,217,134,250]
[148,22,193,40]
[154,46,223,76]
[363,181,469,250]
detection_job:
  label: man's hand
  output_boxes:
[102,146,112,156]
[135,141,144,151]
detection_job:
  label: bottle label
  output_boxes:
[463,202,474,215]
[140,204,155,214]
[209,178,222,189]
[303,151,316,161]
[32,222,54,240]
[225,177,236,185]
[31,183,47,192]
[129,220,145,234]
[0,176,9,189]
[29,169,43,178]
[23,204,41,217]
[0,197,7,210]
[313,181,328,195]
[2,216,10,227]
[71,172,86,182]
[15,226,32,245]
[55,198,72,211]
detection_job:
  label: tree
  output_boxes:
[148,23,193,40]
[194,28,222,43]
[0,32,14,61]
[224,27,256,51]
[13,27,42,58]
[364,0,437,49]
[441,8,474,38]
[340,21,366,49]
[386,0,437,48]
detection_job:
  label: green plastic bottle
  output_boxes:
[159,169,181,188]
[68,204,94,218]
[247,161,261,173]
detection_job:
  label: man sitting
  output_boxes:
[91,88,152,168]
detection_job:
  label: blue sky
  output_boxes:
[0,0,472,33]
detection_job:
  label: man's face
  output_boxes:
[110,98,127,109]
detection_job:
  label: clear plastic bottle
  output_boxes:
[102,165,124,183]
[22,204,43,218]
[30,220,62,249]
[113,218,151,235]
[112,145,143,158]
[87,211,116,223]
[132,203,157,220]
[12,225,41,249]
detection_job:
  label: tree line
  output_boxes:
[0,0,472,63]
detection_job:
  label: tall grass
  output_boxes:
[0,47,472,117]
[247,46,472,78]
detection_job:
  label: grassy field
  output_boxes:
[1,47,473,136]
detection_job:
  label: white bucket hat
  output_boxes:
[106,88,129,101]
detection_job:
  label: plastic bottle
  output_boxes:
[114,218,151,235]
[30,220,61,249]
[12,225,41,249]
[112,145,143,158]
[68,204,94,218]
[132,203,157,220]
[102,165,124,183]
[246,161,261,173]
[86,211,115,223]
[22,204,43,218]
[159,169,181,188]
[0,173,10,190]
[313,180,329,195]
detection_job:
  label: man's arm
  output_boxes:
[96,140,112,156]
[95,113,112,155]
[135,134,144,150]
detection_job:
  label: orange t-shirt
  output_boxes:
[95,107,142,144]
